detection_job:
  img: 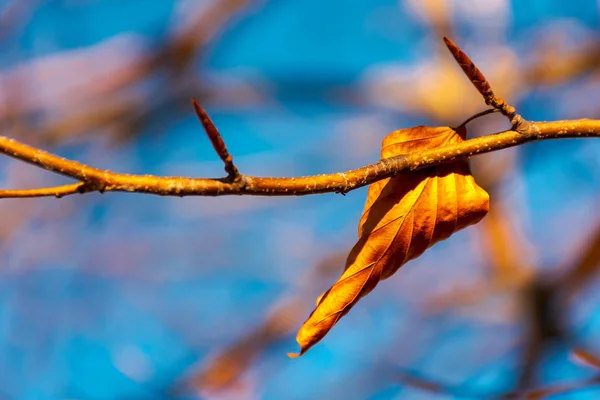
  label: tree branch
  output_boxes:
[0,119,598,199]
[0,37,598,199]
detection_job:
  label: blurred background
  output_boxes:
[0,1,599,399]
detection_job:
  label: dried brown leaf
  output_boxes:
[290,126,490,357]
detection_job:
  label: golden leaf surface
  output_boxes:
[289,126,490,357]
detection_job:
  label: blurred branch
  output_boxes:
[424,213,600,395]
[393,367,600,399]
[571,348,600,369]
[0,0,257,147]
[523,37,600,86]
[559,220,600,297]
[516,219,600,391]
[187,300,303,393]
[177,250,346,395]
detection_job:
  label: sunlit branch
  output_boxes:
[0,119,598,199]
[0,182,90,198]
[0,37,598,199]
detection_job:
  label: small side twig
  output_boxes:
[192,98,241,181]
[442,36,534,134]
[454,108,499,130]
[393,366,600,399]
[0,182,92,198]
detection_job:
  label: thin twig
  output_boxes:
[0,182,90,198]
[192,98,240,181]
[0,119,598,198]
[442,36,533,133]
[0,37,598,199]
[393,367,600,399]
[454,108,499,130]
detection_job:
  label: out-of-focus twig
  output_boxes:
[559,221,600,297]
[425,214,600,395]
[178,250,347,395]
[393,366,600,399]
[188,300,303,393]
[0,0,256,147]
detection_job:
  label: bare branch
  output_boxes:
[393,366,600,399]
[0,37,598,199]
[0,119,598,199]
[571,348,600,369]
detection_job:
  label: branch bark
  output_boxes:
[0,119,598,198]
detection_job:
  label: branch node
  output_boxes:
[192,98,241,180]
[513,118,539,136]
[76,184,88,194]
[233,174,248,189]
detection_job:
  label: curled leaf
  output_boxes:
[290,126,490,357]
